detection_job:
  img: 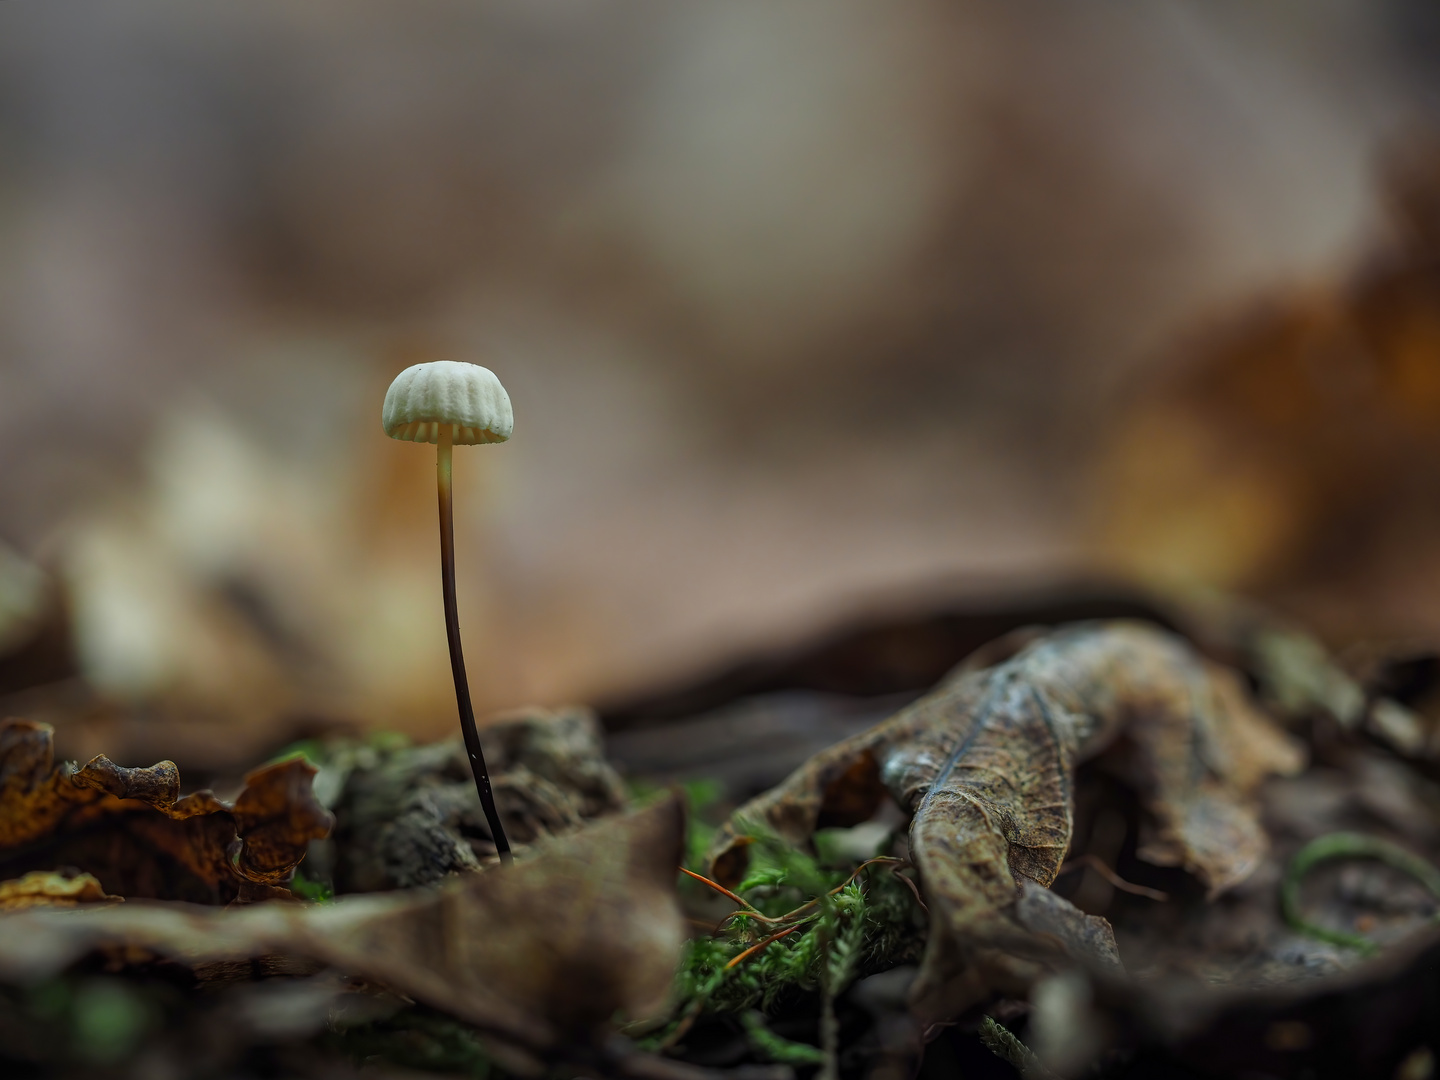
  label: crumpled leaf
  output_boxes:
[0,870,120,911]
[0,718,332,900]
[705,621,1304,1023]
[0,794,687,1053]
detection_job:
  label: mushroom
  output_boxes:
[383,360,515,863]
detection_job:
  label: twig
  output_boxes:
[979,1015,1056,1080]
[1282,831,1440,955]
[890,864,928,913]
[1055,853,1169,902]
[725,923,804,969]
[656,909,811,1051]
[655,996,707,1053]
[679,867,759,912]
[736,857,908,928]
[664,853,916,1060]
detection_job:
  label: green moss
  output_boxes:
[625,779,723,873]
[290,869,334,903]
[652,830,926,1049]
[71,979,156,1064]
[265,741,326,769]
[266,730,411,770]
[741,1011,826,1065]
[330,1006,492,1078]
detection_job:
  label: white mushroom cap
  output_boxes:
[382,361,513,445]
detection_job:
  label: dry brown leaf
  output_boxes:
[0,718,332,900]
[705,621,1304,1023]
[0,794,687,1051]
[0,870,120,911]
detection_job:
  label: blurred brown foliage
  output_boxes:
[0,2,1426,759]
[1096,145,1440,645]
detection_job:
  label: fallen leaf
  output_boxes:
[705,621,1304,1023]
[0,870,120,911]
[0,794,687,1052]
[0,718,332,901]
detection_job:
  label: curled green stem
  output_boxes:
[1282,831,1440,955]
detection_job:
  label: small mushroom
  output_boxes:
[383,360,515,862]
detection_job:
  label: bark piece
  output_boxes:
[331,706,628,891]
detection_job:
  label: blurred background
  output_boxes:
[2,0,1440,768]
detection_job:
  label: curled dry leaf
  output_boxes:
[0,870,120,911]
[0,718,332,901]
[705,622,1305,1023]
[0,794,687,1053]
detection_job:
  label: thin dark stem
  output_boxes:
[438,430,512,864]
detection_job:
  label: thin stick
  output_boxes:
[698,856,911,930]
[725,923,802,969]
[890,865,929,913]
[438,429,511,864]
[1056,853,1167,902]
[679,867,758,911]
[753,857,907,926]
[655,996,706,1052]
[655,919,810,1052]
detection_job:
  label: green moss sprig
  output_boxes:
[648,829,926,1056]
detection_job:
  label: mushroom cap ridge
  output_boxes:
[383,361,513,445]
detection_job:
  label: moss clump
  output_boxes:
[329,1005,492,1078]
[648,827,926,1053]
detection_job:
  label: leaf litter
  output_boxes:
[706,620,1306,1024]
[4,611,1440,1077]
[0,718,333,902]
[0,794,688,1056]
